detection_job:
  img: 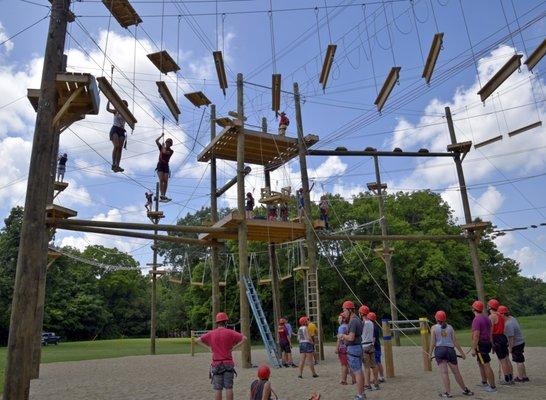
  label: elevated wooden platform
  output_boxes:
[198,212,306,243]
[197,126,319,169]
[54,181,69,192]
[147,51,180,74]
[460,222,491,231]
[185,91,211,107]
[216,117,235,128]
[46,204,77,219]
[147,211,165,219]
[447,141,472,154]
[367,182,387,192]
[102,0,142,28]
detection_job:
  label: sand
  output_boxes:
[29,346,546,399]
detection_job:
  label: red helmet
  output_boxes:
[257,365,271,380]
[342,300,355,310]
[487,299,500,310]
[299,316,308,326]
[359,305,370,316]
[368,312,377,321]
[472,300,484,313]
[435,310,447,322]
[215,312,229,323]
[498,305,509,315]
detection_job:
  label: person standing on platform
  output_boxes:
[297,183,314,220]
[488,299,513,385]
[368,312,385,382]
[198,312,247,400]
[155,134,174,202]
[340,300,366,400]
[245,192,255,219]
[280,202,289,221]
[278,111,289,136]
[107,99,128,172]
[267,203,278,221]
[470,300,497,393]
[145,191,153,212]
[499,305,529,382]
[56,153,68,182]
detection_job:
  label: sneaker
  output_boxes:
[500,380,514,386]
[378,377,385,383]
[522,377,530,382]
[111,164,116,171]
[372,384,380,391]
[312,374,319,378]
[514,377,523,383]
[439,393,453,398]
[463,388,474,396]
[290,363,298,368]
[353,395,366,400]
[484,385,497,393]
[298,375,303,379]
[476,382,489,388]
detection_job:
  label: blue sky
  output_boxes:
[0,0,545,279]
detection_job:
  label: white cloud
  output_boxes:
[508,245,544,280]
[0,22,14,53]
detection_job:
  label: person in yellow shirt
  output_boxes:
[307,320,318,364]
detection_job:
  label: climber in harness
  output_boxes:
[278,112,289,136]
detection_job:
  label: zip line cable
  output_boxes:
[0,11,50,47]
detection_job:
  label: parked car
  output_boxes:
[41,332,60,346]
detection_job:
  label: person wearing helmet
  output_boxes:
[336,313,356,385]
[278,111,289,136]
[297,316,318,378]
[107,99,129,172]
[339,300,366,400]
[278,318,297,368]
[198,312,247,400]
[488,298,513,385]
[245,192,255,219]
[368,312,385,383]
[155,134,174,202]
[250,365,278,400]
[359,305,379,391]
[430,310,474,398]
[470,300,496,393]
[500,306,529,382]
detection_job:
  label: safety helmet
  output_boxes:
[359,305,370,316]
[165,138,173,145]
[367,312,377,321]
[342,300,355,310]
[215,312,229,323]
[435,310,447,322]
[299,316,308,326]
[487,299,500,310]
[498,305,509,315]
[257,364,271,380]
[472,300,484,313]
[247,192,252,196]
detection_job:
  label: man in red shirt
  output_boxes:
[198,312,247,400]
[278,112,289,136]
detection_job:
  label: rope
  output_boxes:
[363,5,379,96]
[429,0,440,32]
[499,0,517,53]
[160,0,166,81]
[458,0,482,88]
[411,0,425,67]
[509,0,529,56]
[176,15,181,103]
[268,0,277,74]
[102,0,114,74]
[315,7,323,58]
[132,23,137,116]
[323,0,333,43]
[382,0,396,65]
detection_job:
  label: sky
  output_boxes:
[0,0,545,279]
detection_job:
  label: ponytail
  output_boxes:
[441,322,447,329]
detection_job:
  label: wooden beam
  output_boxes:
[422,33,444,84]
[96,77,137,130]
[272,74,281,112]
[474,135,503,149]
[52,86,83,128]
[156,81,180,122]
[213,51,228,95]
[507,121,542,137]
[319,44,336,90]
[477,54,523,102]
[524,38,546,71]
[185,91,211,107]
[46,204,77,219]
[319,234,467,242]
[446,141,472,154]
[215,166,251,197]
[147,50,180,74]
[102,0,142,28]
[375,67,401,112]
[307,149,455,158]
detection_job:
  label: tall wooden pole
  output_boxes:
[445,107,485,302]
[293,82,323,360]
[210,104,220,324]
[150,182,160,355]
[3,1,71,398]
[373,155,400,346]
[237,73,251,367]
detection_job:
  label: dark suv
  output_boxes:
[41,332,61,346]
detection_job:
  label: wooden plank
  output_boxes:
[185,91,211,107]
[422,33,444,84]
[102,0,142,28]
[460,222,491,231]
[524,38,546,71]
[46,204,77,219]
[272,74,281,112]
[216,117,234,128]
[375,67,401,112]
[27,89,40,111]
[319,44,336,90]
[147,211,165,219]
[446,141,472,153]
[507,121,542,137]
[147,50,180,74]
[97,77,137,130]
[54,181,69,192]
[477,54,522,102]
[213,51,228,95]
[52,86,84,128]
[156,81,180,122]
[474,135,503,149]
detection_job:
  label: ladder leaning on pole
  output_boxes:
[307,269,322,358]
[242,275,282,368]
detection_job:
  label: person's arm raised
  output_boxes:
[106,101,116,114]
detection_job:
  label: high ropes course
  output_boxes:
[2,0,546,398]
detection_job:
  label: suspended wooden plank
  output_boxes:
[46,204,77,219]
[216,117,234,128]
[258,279,272,285]
[422,33,444,84]
[147,50,180,74]
[293,265,309,273]
[507,120,542,137]
[272,74,281,112]
[524,39,546,71]
[259,187,291,205]
[313,220,326,230]
[374,67,401,112]
[319,44,337,90]
[474,135,503,149]
[280,274,292,281]
[156,81,180,122]
[102,0,142,28]
[96,76,137,130]
[213,51,228,95]
[477,54,522,102]
[169,278,183,284]
[185,91,211,107]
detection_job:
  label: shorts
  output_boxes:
[374,345,382,363]
[346,345,363,373]
[338,349,348,366]
[476,341,492,365]
[299,342,314,354]
[279,341,291,354]
[362,345,377,368]
[110,125,126,141]
[57,165,66,174]
[156,162,170,174]
[492,334,509,360]
[434,346,458,365]
[511,343,525,363]
[211,364,235,390]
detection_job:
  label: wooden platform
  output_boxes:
[157,81,180,122]
[147,211,165,219]
[197,126,319,170]
[460,222,491,231]
[198,212,306,243]
[147,51,180,74]
[54,181,69,192]
[46,204,77,219]
[185,91,211,107]
[102,0,142,28]
[447,141,472,153]
[313,220,326,230]
[216,117,235,128]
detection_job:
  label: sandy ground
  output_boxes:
[29,346,546,400]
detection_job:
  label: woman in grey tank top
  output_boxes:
[430,310,473,398]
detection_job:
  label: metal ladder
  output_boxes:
[242,275,282,368]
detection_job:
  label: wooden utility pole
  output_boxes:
[373,155,400,346]
[293,82,323,360]
[4,1,71,398]
[210,104,220,324]
[445,107,485,302]
[237,73,251,367]
[150,182,160,355]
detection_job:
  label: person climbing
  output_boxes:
[155,134,174,202]
[278,318,297,368]
[297,316,318,379]
[278,111,289,136]
[499,305,529,382]
[339,300,366,400]
[267,203,278,221]
[250,365,279,400]
[368,312,385,383]
[198,312,247,400]
[336,313,356,385]
[430,310,474,398]
[145,191,153,212]
[488,298,513,385]
[107,100,128,172]
[359,305,379,391]
[318,196,329,229]
[245,192,255,219]
[56,153,68,182]
[297,182,315,220]
[470,300,496,393]
[280,202,289,222]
